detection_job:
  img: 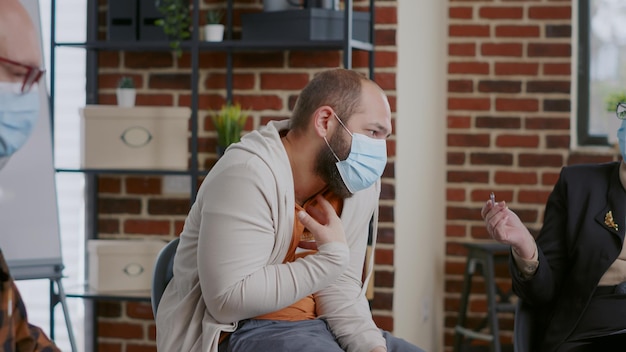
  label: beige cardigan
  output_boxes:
[156,120,384,352]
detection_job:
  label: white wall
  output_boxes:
[395,0,447,351]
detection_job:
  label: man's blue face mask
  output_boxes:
[0,83,40,158]
[324,113,387,193]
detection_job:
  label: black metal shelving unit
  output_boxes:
[52,0,375,214]
[50,0,375,350]
[53,2,374,187]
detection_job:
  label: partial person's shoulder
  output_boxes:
[561,161,619,177]
[230,120,288,161]
[558,162,620,188]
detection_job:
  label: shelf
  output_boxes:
[55,39,374,52]
[65,284,151,302]
[56,40,191,51]
[224,39,374,51]
[56,168,209,176]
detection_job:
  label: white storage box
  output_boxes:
[87,239,167,291]
[79,105,190,170]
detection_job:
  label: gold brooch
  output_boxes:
[605,211,619,231]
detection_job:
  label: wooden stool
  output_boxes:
[453,242,516,352]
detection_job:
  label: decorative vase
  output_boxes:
[203,24,225,42]
[116,88,136,107]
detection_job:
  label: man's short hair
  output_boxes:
[290,69,369,131]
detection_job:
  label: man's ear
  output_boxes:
[312,106,335,138]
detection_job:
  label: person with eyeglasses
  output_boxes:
[0,1,59,351]
[0,0,45,171]
[481,103,626,351]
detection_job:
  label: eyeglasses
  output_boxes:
[617,102,626,120]
[0,56,44,94]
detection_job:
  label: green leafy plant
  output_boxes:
[117,76,135,89]
[211,103,249,149]
[605,91,626,113]
[205,9,224,25]
[155,0,191,57]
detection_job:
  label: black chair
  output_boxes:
[453,243,515,352]
[513,299,534,352]
[151,237,180,317]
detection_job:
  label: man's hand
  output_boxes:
[370,346,386,352]
[297,195,346,247]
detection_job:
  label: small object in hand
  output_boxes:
[490,192,495,206]
[298,229,318,250]
[301,230,315,242]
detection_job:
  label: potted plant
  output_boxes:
[203,9,225,42]
[116,76,136,107]
[604,91,626,145]
[155,0,191,57]
[605,91,626,115]
[211,103,249,155]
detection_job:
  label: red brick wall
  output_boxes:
[94,1,397,351]
[92,0,619,351]
[445,0,617,351]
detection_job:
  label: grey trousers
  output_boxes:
[222,319,425,352]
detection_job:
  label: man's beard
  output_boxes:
[315,130,353,199]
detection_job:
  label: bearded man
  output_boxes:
[156,68,424,352]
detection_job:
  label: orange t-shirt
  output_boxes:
[255,189,343,321]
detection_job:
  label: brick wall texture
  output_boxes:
[92,0,618,351]
[445,0,617,350]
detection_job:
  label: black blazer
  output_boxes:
[510,161,626,352]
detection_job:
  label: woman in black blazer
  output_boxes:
[482,118,626,351]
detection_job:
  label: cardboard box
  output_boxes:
[241,9,371,42]
[79,105,190,170]
[87,239,167,292]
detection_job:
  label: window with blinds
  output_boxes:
[578,0,626,145]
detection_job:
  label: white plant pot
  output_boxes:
[116,88,136,107]
[203,24,225,42]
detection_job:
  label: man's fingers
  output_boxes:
[298,196,331,229]
[298,195,346,247]
[314,195,336,214]
[298,210,319,231]
[310,196,336,221]
[305,203,326,224]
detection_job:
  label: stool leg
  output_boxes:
[454,253,476,352]
[484,253,501,352]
